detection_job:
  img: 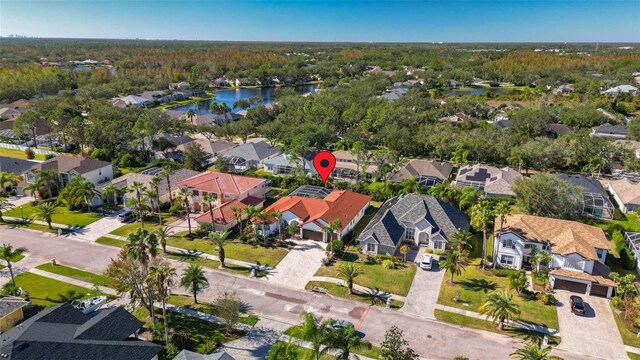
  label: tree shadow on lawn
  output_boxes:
[457,278,498,293]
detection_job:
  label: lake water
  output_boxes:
[173,84,319,114]
[440,87,520,97]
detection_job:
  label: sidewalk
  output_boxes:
[434,303,559,336]
[28,267,117,296]
[310,276,407,302]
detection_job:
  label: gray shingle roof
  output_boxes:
[28,156,111,175]
[592,123,628,135]
[173,349,235,360]
[389,159,453,183]
[358,194,470,249]
[0,297,28,318]
[0,157,37,175]
[220,141,281,162]
[556,174,608,198]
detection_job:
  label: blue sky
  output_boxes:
[1,1,639,42]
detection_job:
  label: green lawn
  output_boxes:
[167,294,259,326]
[268,342,336,360]
[0,147,46,161]
[4,203,102,227]
[36,263,108,286]
[314,249,417,296]
[611,303,640,348]
[352,202,381,237]
[581,213,640,233]
[166,251,251,276]
[0,253,25,270]
[109,215,177,237]
[14,272,110,308]
[434,309,560,346]
[96,236,126,248]
[285,325,383,359]
[0,218,61,233]
[304,281,404,309]
[437,259,559,329]
[628,352,640,360]
[166,236,288,267]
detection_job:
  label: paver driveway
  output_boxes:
[554,290,627,360]
[400,249,444,319]
[262,240,325,289]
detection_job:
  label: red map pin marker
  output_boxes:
[313,151,336,186]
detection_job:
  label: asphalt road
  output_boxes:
[0,227,598,360]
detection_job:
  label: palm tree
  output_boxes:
[451,230,474,253]
[24,182,40,200]
[186,108,196,125]
[149,176,162,225]
[253,209,270,246]
[322,218,342,254]
[298,312,332,360]
[0,172,20,193]
[32,202,58,229]
[180,263,209,304]
[202,193,216,229]
[510,340,556,360]
[160,166,173,204]
[78,178,96,212]
[337,263,363,295]
[471,200,494,270]
[103,184,120,206]
[230,205,243,233]
[178,187,192,235]
[0,244,27,288]
[366,287,388,306]
[441,250,468,285]
[35,170,59,199]
[493,201,512,269]
[206,230,231,268]
[0,197,15,221]
[143,188,158,217]
[128,181,148,229]
[148,265,176,345]
[330,323,372,360]
[272,210,283,240]
[287,222,299,239]
[243,205,258,233]
[480,290,521,331]
[530,248,553,275]
[155,226,171,253]
[124,228,159,269]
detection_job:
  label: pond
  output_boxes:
[440,87,521,97]
[172,84,319,114]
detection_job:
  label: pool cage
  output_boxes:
[582,191,614,219]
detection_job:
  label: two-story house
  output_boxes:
[358,194,470,255]
[331,150,378,182]
[495,214,615,297]
[176,171,269,231]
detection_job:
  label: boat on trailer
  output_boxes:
[71,296,107,314]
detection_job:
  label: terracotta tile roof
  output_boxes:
[194,196,264,225]
[176,171,266,195]
[258,190,371,231]
[496,214,609,260]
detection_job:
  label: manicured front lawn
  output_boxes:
[14,272,110,308]
[109,214,177,237]
[0,253,25,270]
[314,249,417,296]
[285,325,383,359]
[304,281,404,309]
[167,294,259,326]
[4,203,102,227]
[0,218,61,233]
[96,236,126,248]
[629,352,640,360]
[36,263,108,286]
[166,236,289,267]
[269,342,336,360]
[611,303,640,348]
[0,147,46,161]
[434,309,560,345]
[166,251,251,276]
[437,259,559,329]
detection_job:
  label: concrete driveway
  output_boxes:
[554,290,627,360]
[71,208,130,242]
[262,240,325,289]
[400,248,444,319]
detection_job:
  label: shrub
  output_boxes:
[425,248,434,254]
[44,153,56,160]
[24,147,35,159]
[608,224,625,237]
[612,230,626,253]
[321,257,333,266]
[535,292,555,305]
[326,240,344,253]
[382,259,395,269]
[620,248,636,270]
[365,255,378,265]
[171,331,191,349]
[195,222,213,237]
[1,282,19,296]
[196,339,220,354]
[613,208,627,221]
[612,296,623,309]
[118,153,144,168]
[91,148,110,161]
[168,203,186,216]
[490,268,519,278]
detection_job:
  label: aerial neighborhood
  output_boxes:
[0,32,640,360]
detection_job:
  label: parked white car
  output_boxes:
[419,254,433,270]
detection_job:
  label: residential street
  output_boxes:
[0,227,611,359]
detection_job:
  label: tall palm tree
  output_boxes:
[471,200,494,270]
[128,181,148,229]
[178,187,192,235]
[0,197,15,221]
[155,226,171,253]
[32,202,58,229]
[450,230,474,252]
[202,193,216,229]
[530,248,553,275]
[253,209,270,246]
[160,166,174,204]
[480,290,521,331]
[0,244,27,288]
[124,228,159,269]
[36,170,60,199]
[493,201,512,269]
[78,178,96,212]
[147,265,176,345]
[510,340,556,360]
[103,184,120,206]
[330,323,372,360]
[24,183,40,200]
[243,204,258,232]
[143,188,158,219]
[186,108,196,125]
[272,210,283,240]
[206,230,231,268]
[180,264,208,304]
[322,218,342,254]
[149,176,162,225]
[440,250,468,285]
[298,312,332,360]
[337,263,363,295]
[230,205,243,234]
[0,172,20,193]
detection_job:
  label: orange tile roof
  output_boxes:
[195,196,264,225]
[259,190,371,231]
[177,171,266,195]
[496,214,610,260]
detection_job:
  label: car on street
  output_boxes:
[326,319,354,331]
[569,295,586,316]
[419,254,433,270]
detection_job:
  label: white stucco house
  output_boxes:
[495,214,615,298]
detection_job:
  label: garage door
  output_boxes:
[590,284,610,297]
[302,229,324,241]
[553,279,588,293]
